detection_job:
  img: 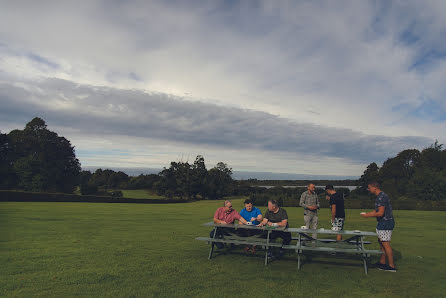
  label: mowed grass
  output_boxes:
[1,199,445,297]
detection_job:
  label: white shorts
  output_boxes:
[376,229,393,242]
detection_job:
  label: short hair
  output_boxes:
[368,181,381,189]
[244,199,253,205]
[268,199,279,207]
[325,184,334,190]
[223,200,232,207]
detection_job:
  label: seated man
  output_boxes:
[210,200,248,248]
[257,199,291,257]
[239,199,263,253]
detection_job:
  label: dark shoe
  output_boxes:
[379,265,397,272]
[267,250,274,258]
[278,248,285,257]
[215,242,224,249]
[374,262,386,268]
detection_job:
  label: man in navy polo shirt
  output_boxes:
[361,181,397,272]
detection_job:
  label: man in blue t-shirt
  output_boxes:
[239,199,263,253]
[361,181,396,272]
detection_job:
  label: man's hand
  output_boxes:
[250,217,256,222]
[307,205,317,210]
[360,213,368,218]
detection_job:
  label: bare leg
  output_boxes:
[381,241,395,268]
[378,240,386,264]
[336,234,342,241]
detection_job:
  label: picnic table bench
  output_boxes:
[196,222,383,274]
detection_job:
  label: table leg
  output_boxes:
[265,230,271,266]
[208,226,217,260]
[360,236,368,275]
[297,233,302,270]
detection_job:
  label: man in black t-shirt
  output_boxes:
[257,199,291,257]
[325,185,345,241]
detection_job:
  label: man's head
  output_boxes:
[367,181,381,195]
[267,199,279,212]
[244,199,253,212]
[223,200,233,213]
[308,183,315,193]
[325,184,336,195]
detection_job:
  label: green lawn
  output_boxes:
[1,199,445,297]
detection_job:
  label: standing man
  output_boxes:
[257,200,291,257]
[239,199,263,253]
[361,181,397,272]
[300,183,320,239]
[325,185,345,241]
[211,200,248,249]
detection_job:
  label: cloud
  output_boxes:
[1,1,445,175]
[0,77,432,165]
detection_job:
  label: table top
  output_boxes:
[203,222,286,231]
[203,222,376,236]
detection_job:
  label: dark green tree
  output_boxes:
[8,117,81,192]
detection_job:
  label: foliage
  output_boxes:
[1,118,81,193]
[352,140,446,201]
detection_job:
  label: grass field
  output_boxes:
[1,199,446,297]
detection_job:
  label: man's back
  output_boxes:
[329,192,345,218]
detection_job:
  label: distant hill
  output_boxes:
[82,166,358,181]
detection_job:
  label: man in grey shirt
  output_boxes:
[300,183,320,239]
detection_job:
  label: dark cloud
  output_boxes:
[0,78,432,163]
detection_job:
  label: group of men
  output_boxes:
[211,182,396,272]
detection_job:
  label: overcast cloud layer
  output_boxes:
[1,1,445,177]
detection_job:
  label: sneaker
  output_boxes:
[215,242,224,249]
[374,262,386,268]
[379,265,397,272]
[267,250,274,258]
[278,248,285,257]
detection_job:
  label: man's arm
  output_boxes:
[256,214,263,222]
[277,219,288,227]
[331,204,336,222]
[213,217,227,224]
[257,217,268,226]
[300,192,307,209]
[238,216,248,224]
[361,206,385,218]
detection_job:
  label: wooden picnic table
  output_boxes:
[196,222,382,274]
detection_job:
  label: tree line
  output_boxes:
[354,140,446,201]
[1,117,445,202]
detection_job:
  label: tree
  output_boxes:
[205,162,234,199]
[7,117,81,192]
[190,155,208,199]
[0,132,15,188]
[357,162,380,194]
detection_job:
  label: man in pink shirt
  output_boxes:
[210,200,248,248]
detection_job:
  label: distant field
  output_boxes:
[120,189,164,199]
[1,199,445,297]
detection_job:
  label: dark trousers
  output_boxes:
[262,231,292,246]
[210,227,235,248]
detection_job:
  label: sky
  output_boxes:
[1,0,445,178]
